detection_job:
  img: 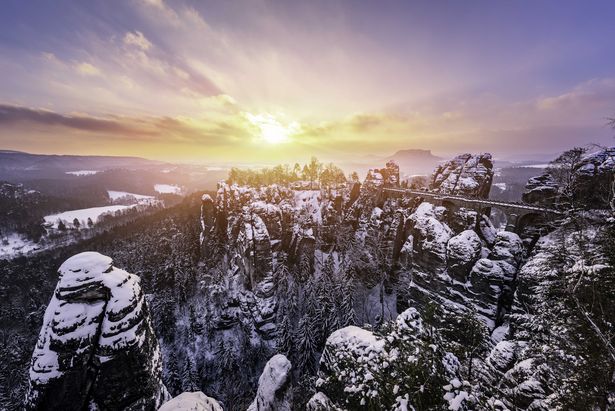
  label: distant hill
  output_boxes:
[0,150,164,174]
[386,149,442,175]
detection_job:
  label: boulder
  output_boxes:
[447,230,482,282]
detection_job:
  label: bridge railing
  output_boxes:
[381,187,563,215]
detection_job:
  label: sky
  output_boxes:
[0,0,614,164]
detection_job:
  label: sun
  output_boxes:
[246,112,299,144]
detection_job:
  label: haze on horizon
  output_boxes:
[0,0,614,165]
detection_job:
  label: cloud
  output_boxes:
[124,31,152,51]
[536,78,615,111]
[75,62,102,76]
[0,104,147,135]
[0,103,247,146]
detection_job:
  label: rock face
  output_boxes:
[159,392,223,411]
[26,252,168,410]
[522,173,559,205]
[248,354,292,411]
[430,153,494,198]
[573,146,615,208]
[446,230,482,281]
[407,202,453,273]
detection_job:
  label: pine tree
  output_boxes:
[189,305,203,335]
[339,282,357,328]
[295,314,317,375]
[276,314,294,357]
[166,351,182,396]
[216,340,237,372]
[181,356,199,392]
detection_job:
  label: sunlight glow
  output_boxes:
[246,112,300,144]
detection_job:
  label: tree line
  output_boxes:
[226,157,357,187]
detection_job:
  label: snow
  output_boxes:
[154,184,181,194]
[30,252,157,385]
[108,190,154,202]
[293,190,322,224]
[409,203,453,259]
[447,230,481,264]
[0,233,39,257]
[327,326,385,354]
[491,324,509,343]
[65,170,100,176]
[519,164,549,169]
[248,354,292,411]
[488,341,516,371]
[44,205,137,228]
[493,182,507,191]
[159,392,223,411]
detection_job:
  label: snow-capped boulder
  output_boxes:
[487,341,516,372]
[430,153,494,198]
[489,231,523,271]
[26,252,168,410]
[447,230,482,282]
[248,354,292,411]
[159,391,222,411]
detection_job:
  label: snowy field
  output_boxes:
[0,233,39,257]
[65,170,100,176]
[518,164,549,169]
[154,184,181,194]
[108,190,155,203]
[44,205,137,228]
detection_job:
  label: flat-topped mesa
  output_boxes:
[26,252,168,410]
[430,153,494,198]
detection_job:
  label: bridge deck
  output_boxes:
[382,187,563,215]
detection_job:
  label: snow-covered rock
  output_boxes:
[26,252,168,410]
[573,146,615,208]
[487,341,516,372]
[248,354,292,411]
[447,230,482,281]
[430,153,494,198]
[159,391,223,411]
[407,202,453,272]
[522,173,559,205]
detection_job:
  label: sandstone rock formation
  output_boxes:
[430,153,494,198]
[522,173,559,205]
[248,354,292,411]
[26,252,168,410]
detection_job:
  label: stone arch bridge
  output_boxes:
[382,187,563,232]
